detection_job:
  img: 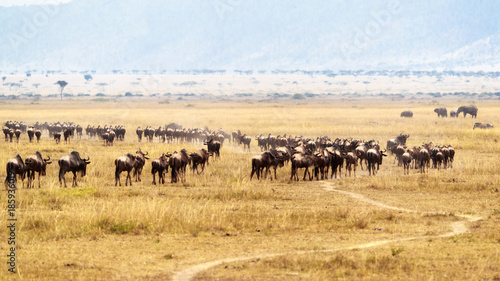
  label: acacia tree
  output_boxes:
[56,80,68,100]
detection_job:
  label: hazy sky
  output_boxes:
[0,0,72,6]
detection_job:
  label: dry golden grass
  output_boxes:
[0,99,499,280]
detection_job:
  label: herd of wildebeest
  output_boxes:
[2,104,493,189]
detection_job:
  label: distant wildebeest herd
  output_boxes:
[401,104,482,120]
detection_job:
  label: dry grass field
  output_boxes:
[0,99,499,280]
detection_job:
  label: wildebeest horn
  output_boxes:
[44,156,51,161]
[144,151,148,155]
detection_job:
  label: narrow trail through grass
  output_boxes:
[172,181,483,281]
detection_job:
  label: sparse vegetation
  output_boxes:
[0,100,498,280]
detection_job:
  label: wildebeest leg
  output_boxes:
[72,171,77,187]
[115,167,120,186]
[126,170,132,186]
[37,172,41,188]
[152,171,156,185]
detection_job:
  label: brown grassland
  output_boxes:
[0,99,499,280]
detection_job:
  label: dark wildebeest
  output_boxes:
[3,127,10,142]
[250,150,277,180]
[58,151,91,187]
[313,150,330,180]
[204,138,221,159]
[5,154,27,189]
[447,145,455,168]
[8,129,14,142]
[14,129,21,143]
[290,152,315,181]
[240,134,252,152]
[449,110,458,118]
[473,123,493,129]
[366,148,387,176]
[107,130,116,146]
[344,152,358,177]
[54,132,61,144]
[25,151,52,188]
[402,152,412,175]
[151,153,171,185]
[400,110,413,118]
[326,147,343,179]
[133,149,149,182]
[386,134,409,154]
[35,130,42,143]
[434,107,448,117]
[457,105,478,118]
[394,144,406,166]
[256,134,268,151]
[115,153,138,186]
[27,127,35,143]
[419,148,430,173]
[63,128,72,144]
[169,149,190,183]
[76,125,83,139]
[190,149,209,175]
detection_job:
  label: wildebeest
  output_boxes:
[5,154,27,189]
[250,150,276,180]
[449,110,458,118]
[366,148,387,176]
[27,127,35,142]
[473,123,493,129]
[54,132,61,144]
[169,149,190,183]
[3,127,10,142]
[35,130,42,143]
[326,147,344,179]
[256,134,268,151]
[344,152,358,177]
[14,129,21,143]
[290,152,315,181]
[115,153,138,186]
[133,149,149,182]
[400,110,413,118]
[25,151,52,188]
[190,149,209,175]
[457,105,478,118]
[63,128,72,144]
[419,148,430,173]
[76,125,83,139]
[240,134,252,152]
[204,138,221,159]
[401,152,412,175]
[387,134,409,154]
[58,151,91,187]
[434,107,448,117]
[151,153,171,185]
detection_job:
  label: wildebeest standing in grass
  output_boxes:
[326,146,344,179]
[169,149,190,183]
[190,149,209,175]
[35,130,42,143]
[457,105,478,118]
[251,150,281,180]
[240,134,252,152]
[290,152,315,181]
[204,138,221,159]
[5,154,27,189]
[449,110,458,118]
[344,151,358,177]
[54,132,61,144]
[27,127,34,142]
[434,107,448,117]
[58,151,91,187]
[133,149,149,182]
[400,110,413,117]
[3,127,10,142]
[25,151,52,188]
[401,152,412,175]
[151,153,171,185]
[419,148,430,173]
[115,153,138,186]
[366,148,387,176]
[14,129,21,143]
[63,128,72,144]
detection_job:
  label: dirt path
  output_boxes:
[172,182,482,281]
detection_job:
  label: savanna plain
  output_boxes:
[0,98,499,280]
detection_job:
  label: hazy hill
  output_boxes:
[1,0,499,73]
